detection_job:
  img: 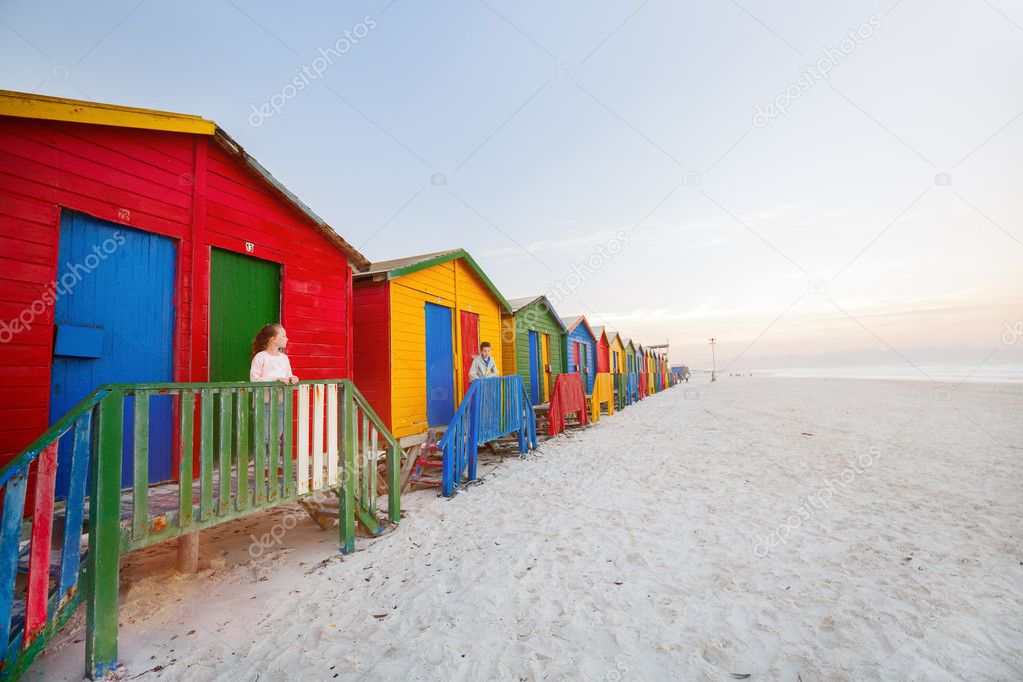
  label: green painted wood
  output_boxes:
[86,392,123,679]
[356,505,381,536]
[217,390,232,516]
[388,442,400,522]
[511,299,567,402]
[369,426,378,512]
[132,391,149,540]
[268,388,280,503]
[340,385,356,554]
[282,387,294,498]
[361,413,369,508]
[7,589,83,681]
[199,390,214,521]
[236,389,250,511]
[178,392,194,526]
[252,387,266,505]
[208,248,281,382]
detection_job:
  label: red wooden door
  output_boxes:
[460,310,480,395]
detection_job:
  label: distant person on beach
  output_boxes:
[250,323,299,446]
[469,341,499,380]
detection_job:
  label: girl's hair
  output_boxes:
[252,323,284,358]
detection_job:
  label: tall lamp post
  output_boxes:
[709,337,717,382]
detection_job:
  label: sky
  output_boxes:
[2,0,1021,369]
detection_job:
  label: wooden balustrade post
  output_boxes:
[339,384,356,554]
[86,392,123,679]
[177,533,199,574]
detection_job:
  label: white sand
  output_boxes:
[30,377,1023,680]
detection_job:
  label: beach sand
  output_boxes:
[29,377,1022,680]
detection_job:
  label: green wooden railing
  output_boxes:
[0,379,400,680]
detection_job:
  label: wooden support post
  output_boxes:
[388,442,401,522]
[177,533,199,574]
[339,384,356,554]
[86,393,123,679]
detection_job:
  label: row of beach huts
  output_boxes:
[0,90,679,679]
[0,89,674,472]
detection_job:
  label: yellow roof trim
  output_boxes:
[0,89,216,135]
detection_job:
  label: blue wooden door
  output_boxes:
[425,303,455,427]
[527,331,540,404]
[50,212,176,496]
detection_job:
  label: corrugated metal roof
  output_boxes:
[506,296,543,312]
[357,249,461,277]
[562,315,597,341]
[353,248,512,313]
[505,295,567,331]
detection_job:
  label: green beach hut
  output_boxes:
[502,295,568,405]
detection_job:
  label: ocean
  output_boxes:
[750,361,1023,383]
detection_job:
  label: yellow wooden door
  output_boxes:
[541,333,551,401]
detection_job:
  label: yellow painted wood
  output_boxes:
[590,373,615,422]
[540,333,551,401]
[609,335,626,375]
[388,257,505,439]
[0,90,216,135]
[500,315,517,375]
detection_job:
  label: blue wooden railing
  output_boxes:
[439,376,536,497]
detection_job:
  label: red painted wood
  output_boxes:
[352,279,391,429]
[596,335,610,374]
[0,115,356,471]
[548,373,587,437]
[460,311,480,395]
[24,442,58,643]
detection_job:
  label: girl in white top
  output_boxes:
[250,324,298,449]
[250,323,299,384]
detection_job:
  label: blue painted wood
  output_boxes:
[425,303,455,427]
[528,331,539,404]
[50,212,176,496]
[566,325,597,393]
[57,414,91,604]
[53,323,105,358]
[0,471,28,652]
[439,376,536,496]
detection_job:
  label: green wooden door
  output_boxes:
[209,248,281,380]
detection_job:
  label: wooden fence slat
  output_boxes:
[283,386,294,499]
[199,390,214,521]
[364,411,372,507]
[268,387,281,502]
[252,388,266,505]
[58,415,92,607]
[370,426,378,511]
[132,392,149,539]
[312,384,324,490]
[339,384,355,553]
[327,383,338,485]
[297,385,309,495]
[236,388,250,511]
[177,392,194,526]
[217,390,232,516]
[86,393,123,678]
[24,442,58,644]
[0,471,28,654]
